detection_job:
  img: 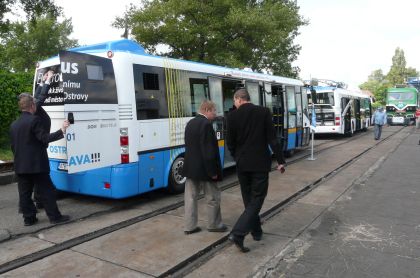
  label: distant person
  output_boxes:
[182,100,227,235]
[226,89,286,252]
[372,106,387,140]
[10,93,70,226]
[415,109,420,129]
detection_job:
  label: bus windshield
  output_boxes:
[314,92,334,105]
[388,92,414,101]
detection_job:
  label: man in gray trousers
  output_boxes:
[182,100,227,234]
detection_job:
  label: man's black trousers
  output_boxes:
[231,171,269,237]
[17,173,62,221]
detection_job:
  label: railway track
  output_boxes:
[0,127,406,275]
[0,162,13,173]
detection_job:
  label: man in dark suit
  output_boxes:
[10,93,70,226]
[182,100,227,234]
[31,69,54,209]
[227,88,286,252]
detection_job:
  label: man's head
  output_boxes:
[233,89,250,108]
[377,106,384,112]
[199,100,217,120]
[18,93,36,114]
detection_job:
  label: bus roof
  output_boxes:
[39,39,302,86]
[68,39,148,55]
[387,87,418,93]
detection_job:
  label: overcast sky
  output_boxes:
[56,0,420,89]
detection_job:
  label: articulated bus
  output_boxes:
[386,86,419,125]
[306,82,372,136]
[34,39,310,198]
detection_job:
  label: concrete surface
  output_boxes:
[3,126,418,277]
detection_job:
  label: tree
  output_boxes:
[0,0,61,33]
[113,0,306,78]
[360,69,389,105]
[386,48,419,86]
[1,15,78,72]
[360,48,419,105]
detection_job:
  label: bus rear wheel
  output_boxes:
[168,157,186,193]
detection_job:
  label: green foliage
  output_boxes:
[114,0,306,78]
[1,15,78,72]
[360,69,389,105]
[1,0,61,33]
[0,71,33,148]
[360,48,419,105]
[0,147,14,162]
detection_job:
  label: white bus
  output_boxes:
[307,83,372,136]
[35,39,310,198]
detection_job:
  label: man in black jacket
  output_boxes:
[227,89,286,252]
[182,100,227,234]
[31,69,54,209]
[10,93,70,226]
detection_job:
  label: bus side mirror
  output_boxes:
[68,112,74,124]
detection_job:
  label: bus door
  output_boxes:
[341,97,352,134]
[208,77,237,167]
[354,99,361,130]
[246,81,261,105]
[295,86,303,147]
[271,85,285,149]
[301,87,311,146]
[285,86,297,151]
[59,51,121,174]
[264,83,273,111]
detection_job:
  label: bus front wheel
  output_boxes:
[168,157,186,193]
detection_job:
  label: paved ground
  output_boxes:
[253,128,420,277]
[1,126,419,277]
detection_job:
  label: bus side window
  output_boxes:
[190,79,209,115]
[133,64,168,120]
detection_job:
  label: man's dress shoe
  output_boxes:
[184,227,202,235]
[228,234,250,253]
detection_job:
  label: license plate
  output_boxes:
[58,162,68,171]
[393,117,404,123]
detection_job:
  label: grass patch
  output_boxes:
[0,147,13,162]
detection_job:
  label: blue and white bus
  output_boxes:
[34,39,310,198]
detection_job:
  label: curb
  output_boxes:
[0,172,15,185]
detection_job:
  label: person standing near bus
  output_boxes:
[32,69,54,209]
[372,106,387,140]
[226,89,286,253]
[182,100,227,235]
[10,93,70,226]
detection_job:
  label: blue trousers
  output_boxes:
[374,124,383,140]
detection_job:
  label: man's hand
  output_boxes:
[277,164,285,173]
[211,175,218,180]
[61,120,70,134]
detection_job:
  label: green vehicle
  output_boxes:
[386,87,419,125]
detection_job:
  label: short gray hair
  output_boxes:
[199,99,216,113]
[233,88,250,101]
[18,93,35,111]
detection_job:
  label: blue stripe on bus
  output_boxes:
[49,145,226,199]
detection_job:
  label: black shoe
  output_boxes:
[208,224,228,233]
[228,234,250,253]
[50,215,70,224]
[24,217,38,226]
[251,232,262,241]
[184,227,202,235]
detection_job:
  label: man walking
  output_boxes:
[10,93,70,226]
[372,106,387,140]
[227,89,286,252]
[183,100,227,234]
